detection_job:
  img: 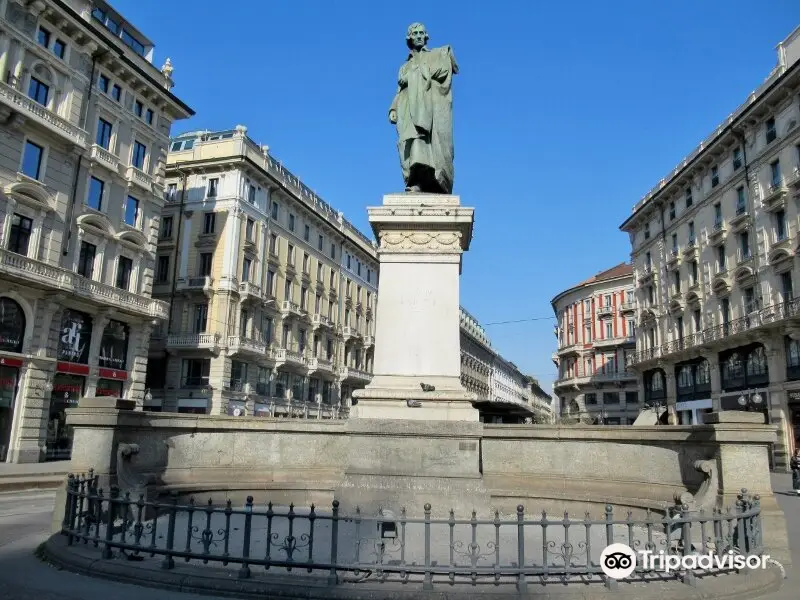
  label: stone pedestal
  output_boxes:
[351,193,479,421]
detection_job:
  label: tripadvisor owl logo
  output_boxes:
[600,543,637,579]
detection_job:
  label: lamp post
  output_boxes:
[144,388,153,403]
[737,391,764,412]
[645,398,664,425]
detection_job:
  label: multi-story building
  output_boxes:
[458,306,551,423]
[0,0,193,463]
[621,27,800,469]
[144,126,378,417]
[552,263,640,424]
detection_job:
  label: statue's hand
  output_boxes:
[388,109,398,124]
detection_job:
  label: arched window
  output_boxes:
[651,370,664,391]
[746,346,768,376]
[725,353,743,379]
[0,297,26,353]
[696,359,710,385]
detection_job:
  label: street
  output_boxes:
[0,482,796,599]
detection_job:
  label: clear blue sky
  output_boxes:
[117,0,797,388]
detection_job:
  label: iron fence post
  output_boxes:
[604,504,617,590]
[161,492,177,570]
[102,485,118,559]
[64,475,75,544]
[516,504,527,593]
[680,503,696,586]
[328,500,339,586]
[423,503,433,591]
[238,495,253,579]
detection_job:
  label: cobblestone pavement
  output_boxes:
[0,479,797,599]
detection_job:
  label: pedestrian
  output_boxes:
[791,448,800,494]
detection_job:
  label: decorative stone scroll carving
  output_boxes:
[378,231,462,253]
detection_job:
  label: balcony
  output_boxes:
[761,181,788,212]
[89,144,121,174]
[338,366,372,384]
[736,249,753,266]
[363,335,375,347]
[554,370,636,389]
[224,380,251,394]
[596,304,614,317]
[307,356,334,375]
[239,281,261,302]
[227,335,269,358]
[179,275,214,294]
[125,165,155,194]
[619,301,636,314]
[272,346,307,369]
[729,207,750,232]
[638,265,654,283]
[627,297,800,367]
[666,249,681,270]
[786,166,800,190]
[312,313,332,329]
[708,222,726,245]
[341,326,354,340]
[592,334,636,349]
[0,81,88,147]
[280,300,302,317]
[167,332,221,352]
[0,248,168,319]
[682,240,699,260]
[556,342,581,356]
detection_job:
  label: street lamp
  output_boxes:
[144,388,153,403]
[737,392,764,412]
[645,398,665,425]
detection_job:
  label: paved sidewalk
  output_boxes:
[765,472,798,599]
[0,461,71,492]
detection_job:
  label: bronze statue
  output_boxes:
[389,23,458,194]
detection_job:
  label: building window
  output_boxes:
[766,117,776,144]
[245,218,254,242]
[111,84,121,102]
[181,359,210,388]
[644,223,650,240]
[199,253,212,276]
[713,203,722,227]
[203,212,216,234]
[304,224,310,242]
[160,215,173,239]
[131,141,146,170]
[145,108,154,125]
[134,100,143,117]
[673,270,681,294]
[733,147,743,170]
[96,118,112,149]
[266,269,275,295]
[367,269,372,283]
[669,201,675,220]
[736,186,746,214]
[318,234,323,251]
[242,257,252,282]
[21,141,44,179]
[585,393,597,405]
[316,262,323,281]
[271,201,278,220]
[98,74,109,93]
[240,310,249,337]
[685,187,693,208]
[744,286,755,313]
[605,322,613,338]
[688,221,695,243]
[284,279,293,302]
[28,75,49,106]
[776,209,787,241]
[288,244,295,264]
[645,251,651,269]
[289,213,295,231]
[269,233,277,255]
[770,160,781,188]
[124,196,139,227]
[671,233,678,254]
[8,214,32,255]
[303,252,309,273]
[782,271,793,301]
[717,245,726,271]
[300,287,308,310]
[77,241,96,278]
[193,304,208,333]
[329,268,335,287]
[156,255,169,282]
[87,176,104,210]
[330,243,336,259]
[37,26,51,48]
[116,256,133,290]
[739,231,750,260]
[711,165,719,187]
[248,184,256,203]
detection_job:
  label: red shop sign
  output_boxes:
[0,357,23,368]
[98,368,128,381]
[56,361,90,376]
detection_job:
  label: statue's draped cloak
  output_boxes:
[390,45,458,193]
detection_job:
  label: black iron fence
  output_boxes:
[61,472,763,591]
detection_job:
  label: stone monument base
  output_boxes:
[352,375,479,421]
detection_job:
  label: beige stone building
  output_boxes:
[145,126,379,417]
[0,0,192,463]
[552,263,640,424]
[621,26,800,469]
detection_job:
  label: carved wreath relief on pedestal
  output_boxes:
[379,231,462,252]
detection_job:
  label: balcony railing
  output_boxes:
[312,313,331,328]
[338,366,372,382]
[239,281,261,299]
[0,248,168,319]
[592,334,636,348]
[227,336,268,356]
[627,297,800,367]
[281,300,301,315]
[125,165,155,193]
[273,346,307,366]
[619,301,636,313]
[363,335,375,347]
[167,332,221,350]
[596,304,614,317]
[554,370,636,388]
[307,356,334,372]
[89,144,121,173]
[0,81,88,147]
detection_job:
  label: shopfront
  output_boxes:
[0,297,26,462]
[177,398,208,414]
[48,309,93,461]
[96,320,129,398]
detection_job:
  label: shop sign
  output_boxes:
[58,310,92,364]
[98,320,129,370]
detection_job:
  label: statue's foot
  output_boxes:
[405,185,422,193]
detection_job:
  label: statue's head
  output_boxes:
[406,22,428,51]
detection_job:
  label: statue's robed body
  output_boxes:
[390,24,458,194]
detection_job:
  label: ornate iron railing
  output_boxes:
[61,473,763,591]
